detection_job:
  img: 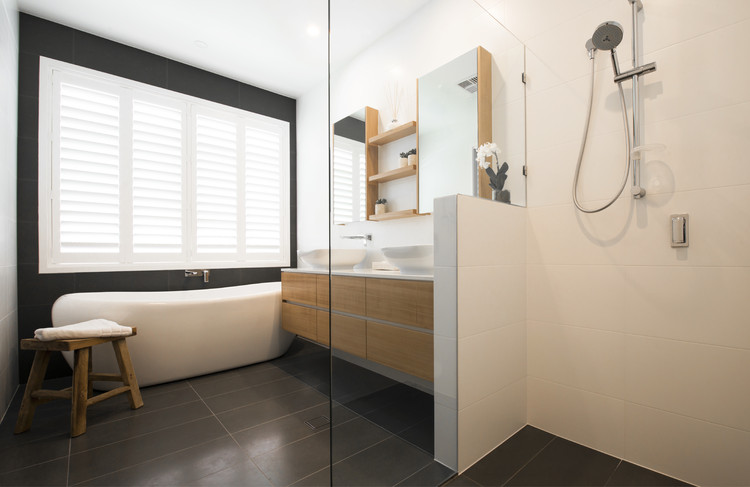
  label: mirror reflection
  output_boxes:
[332,109,367,224]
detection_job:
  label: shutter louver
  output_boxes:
[195,115,238,254]
[358,152,367,222]
[132,100,183,254]
[333,146,355,225]
[245,126,282,256]
[58,83,120,253]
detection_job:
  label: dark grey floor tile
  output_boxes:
[605,461,693,487]
[76,436,248,486]
[85,386,200,427]
[0,432,70,474]
[217,387,328,433]
[0,457,68,486]
[398,418,434,455]
[71,400,212,453]
[203,376,309,413]
[233,403,330,458]
[331,416,392,462]
[188,457,273,487]
[396,461,455,487]
[463,425,554,487]
[441,474,481,486]
[291,467,330,487]
[139,379,191,398]
[68,416,228,485]
[362,398,431,438]
[331,435,433,487]
[252,428,330,487]
[189,362,288,398]
[506,437,619,486]
[0,405,71,449]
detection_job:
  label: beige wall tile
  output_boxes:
[457,196,526,267]
[625,403,750,486]
[528,377,625,458]
[458,321,526,409]
[458,264,526,338]
[528,321,625,399]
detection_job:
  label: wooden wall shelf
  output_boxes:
[368,209,418,221]
[368,121,417,146]
[369,165,416,183]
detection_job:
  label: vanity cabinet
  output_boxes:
[281,272,434,381]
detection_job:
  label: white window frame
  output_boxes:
[38,57,290,273]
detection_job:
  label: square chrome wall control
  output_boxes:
[671,214,689,248]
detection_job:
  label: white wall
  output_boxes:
[0,0,19,419]
[481,0,750,484]
[297,0,525,257]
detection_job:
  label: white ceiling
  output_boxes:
[17,0,430,99]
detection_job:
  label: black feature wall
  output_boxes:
[17,14,298,381]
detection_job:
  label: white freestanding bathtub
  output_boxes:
[51,282,294,387]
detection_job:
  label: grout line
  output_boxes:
[0,385,19,426]
[65,436,71,487]
[603,459,623,487]
[499,436,556,487]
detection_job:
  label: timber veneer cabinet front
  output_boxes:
[280,272,434,381]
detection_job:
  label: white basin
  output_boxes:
[381,245,434,275]
[298,248,366,270]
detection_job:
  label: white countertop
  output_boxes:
[282,267,433,281]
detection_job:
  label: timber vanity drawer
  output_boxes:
[281,271,434,381]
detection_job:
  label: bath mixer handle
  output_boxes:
[185,269,210,283]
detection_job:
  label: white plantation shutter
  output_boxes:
[39,58,290,272]
[358,152,367,222]
[132,99,184,255]
[57,82,120,254]
[195,114,238,254]
[332,136,366,224]
[245,125,283,257]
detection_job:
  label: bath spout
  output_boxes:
[185,269,210,283]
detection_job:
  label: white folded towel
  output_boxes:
[34,319,133,341]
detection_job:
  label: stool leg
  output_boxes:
[71,347,90,437]
[14,350,52,434]
[112,339,143,409]
[87,349,94,399]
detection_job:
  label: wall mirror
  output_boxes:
[332,108,367,224]
[418,42,526,213]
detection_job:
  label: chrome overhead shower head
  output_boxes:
[591,21,623,51]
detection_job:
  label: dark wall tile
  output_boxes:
[17,136,38,181]
[167,268,242,291]
[73,31,168,88]
[18,304,71,381]
[18,52,40,98]
[16,179,37,223]
[166,61,239,107]
[17,220,38,265]
[238,84,295,121]
[74,271,169,293]
[17,264,76,307]
[17,95,38,140]
[239,267,281,284]
[19,14,74,61]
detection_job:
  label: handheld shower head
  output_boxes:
[591,21,623,51]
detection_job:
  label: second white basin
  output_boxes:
[298,249,366,270]
[381,245,434,274]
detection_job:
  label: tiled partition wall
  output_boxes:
[477,0,750,484]
[0,0,19,417]
[434,195,526,472]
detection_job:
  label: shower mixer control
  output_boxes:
[671,214,689,248]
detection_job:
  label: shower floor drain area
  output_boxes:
[305,415,331,430]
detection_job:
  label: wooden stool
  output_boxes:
[14,328,143,437]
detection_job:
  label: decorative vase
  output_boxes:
[492,189,500,201]
[399,157,408,168]
[375,203,386,215]
[407,154,417,166]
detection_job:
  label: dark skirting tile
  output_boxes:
[605,461,693,487]
[251,428,330,487]
[71,400,212,453]
[73,31,168,88]
[0,457,68,486]
[76,436,249,486]
[506,437,620,487]
[331,435,433,487]
[396,461,455,487]
[67,416,228,485]
[463,425,554,487]
[216,387,327,433]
